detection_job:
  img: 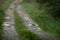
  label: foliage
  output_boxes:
[36,0,60,20]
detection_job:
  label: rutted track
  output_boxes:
[2,1,19,40]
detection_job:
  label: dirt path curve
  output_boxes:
[16,3,60,40]
[2,1,20,40]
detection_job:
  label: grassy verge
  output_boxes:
[0,9,5,39]
[1,0,15,11]
[22,3,60,36]
[14,10,41,40]
[0,0,15,39]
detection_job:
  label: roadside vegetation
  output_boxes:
[2,0,15,11]
[0,9,5,39]
[22,0,60,36]
[0,0,14,39]
[14,10,41,40]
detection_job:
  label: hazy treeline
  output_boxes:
[37,0,60,19]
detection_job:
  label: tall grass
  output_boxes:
[0,9,5,39]
[22,3,60,36]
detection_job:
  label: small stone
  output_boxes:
[33,28,36,29]
[27,24,32,26]
[37,28,40,30]
[4,23,10,27]
[24,17,29,19]
[5,17,11,19]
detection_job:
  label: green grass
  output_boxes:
[0,9,5,39]
[0,0,15,39]
[14,10,41,40]
[1,0,15,11]
[22,3,60,36]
